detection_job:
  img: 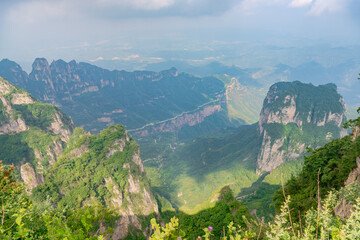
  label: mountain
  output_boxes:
[0,77,158,239]
[0,58,264,135]
[0,58,350,218]
[32,125,159,239]
[145,60,262,87]
[272,60,360,106]
[257,81,347,173]
[0,76,74,190]
[130,74,263,139]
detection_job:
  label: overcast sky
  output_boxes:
[0,0,359,67]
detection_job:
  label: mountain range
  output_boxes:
[0,58,264,135]
[0,59,354,236]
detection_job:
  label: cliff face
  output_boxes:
[334,116,360,219]
[131,99,224,137]
[1,76,159,238]
[34,126,159,239]
[257,81,346,173]
[0,77,74,190]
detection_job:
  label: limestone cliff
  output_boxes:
[131,100,223,136]
[0,76,74,190]
[257,81,346,173]
[34,125,159,239]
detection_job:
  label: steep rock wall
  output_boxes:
[0,77,74,190]
[35,126,159,239]
[257,81,346,173]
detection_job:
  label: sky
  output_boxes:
[0,0,360,69]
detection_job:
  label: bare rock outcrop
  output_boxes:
[335,157,360,219]
[11,93,34,105]
[48,112,74,142]
[0,77,74,191]
[132,102,223,137]
[0,117,28,134]
[257,82,346,173]
[20,163,44,191]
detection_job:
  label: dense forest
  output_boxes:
[152,107,360,239]
[1,107,359,239]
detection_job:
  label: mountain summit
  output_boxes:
[257,81,347,172]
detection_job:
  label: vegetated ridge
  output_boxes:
[0,76,159,239]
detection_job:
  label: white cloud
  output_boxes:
[129,0,175,10]
[112,57,120,60]
[288,0,347,15]
[90,57,104,62]
[5,0,70,23]
[81,42,90,47]
[123,54,140,61]
[240,0,287,10]
[95,40,108,45]
[240,0,347,15]
[2,0,240,22]
[308,0,345,15]
[289,0,313,7]
[150,57,164,60]
[97,0,175,10]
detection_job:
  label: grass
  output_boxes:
[143,125,262,213]
[263,158,304,185]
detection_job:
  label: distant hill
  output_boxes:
[145,60,262,87]
[0,58,263,135]
[272,60,360,106]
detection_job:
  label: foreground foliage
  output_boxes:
[267,188,360,240]
[273,108,360,221]
[0,161,105,239]
[151,184,360,239]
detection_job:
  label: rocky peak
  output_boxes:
[160,67,178,77]
[0,59,29,87]
[259,82,345,133]
[50,59,77,74]
[0,59,25,73]
[32,58,50,73]
[0,77,74,190]
[29,58,54,97]
[257,81,346,173]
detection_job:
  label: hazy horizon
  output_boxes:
[1,0,359,65]
[1,0,360,106]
